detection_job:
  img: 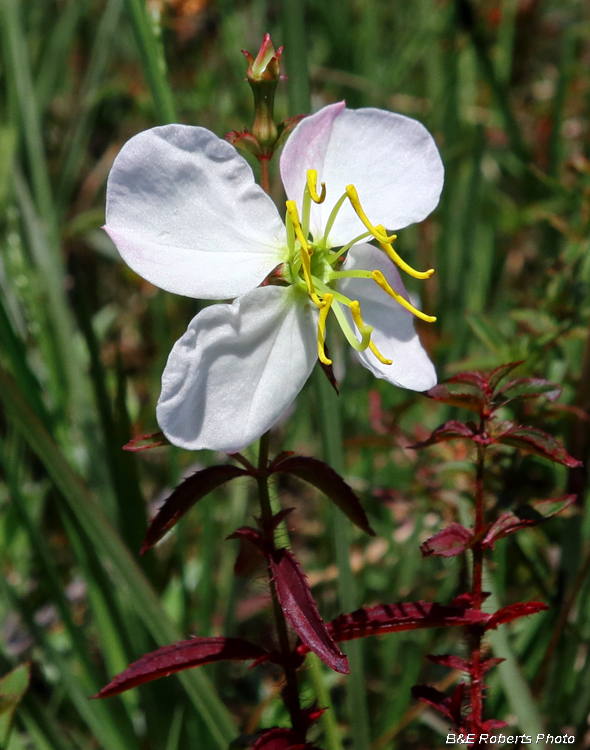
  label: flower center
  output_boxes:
[284,170,436,367]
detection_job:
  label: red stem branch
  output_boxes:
[469,444,486,742]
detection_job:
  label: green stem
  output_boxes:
[257,432,305,735]
[314,368,371,750]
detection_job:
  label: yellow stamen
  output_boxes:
[306,169,326,204]
[374,225,434,280]
[345,185,396,244]
[369,341,392,365]
[317,293,333,365]
[371,270,437,322]
[286,200,323,306]
[349,300,374,350]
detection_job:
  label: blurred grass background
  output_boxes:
[0,0,590,747]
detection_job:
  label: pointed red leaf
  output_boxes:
[481,657,505,674]
[485,601,548,630]
[409,421,476,450]
[493,424,581,467]
[270,456,374,536]
[295,602,489,652]
[141,465,250,554]
[256,507,295,534]
[484,495,576,546]
[228,526,268,552]
[123,431,168,452]
[447,372,488,391]
[481,719,509,731]
[251,728,305,750]
[93,637,268,698]
[487,361,524,391]
[425,385,485,414]
[497,377,562,404]
[411,683,466,725]
[234,535,267,577]
[270,548,349,674]
[427,654,471,672]
[448,682,466,725]
[421,523,473,558]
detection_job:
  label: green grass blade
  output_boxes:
[0,363,238,748]
[123,0,177,123]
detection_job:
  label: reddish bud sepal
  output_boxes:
[269,455,375,536]
[270,548,349,674]
[123,431,168,452]
[93,637,269,699]
[141,465,250,554]
[421,523,474,558]
[492,423,581,467]
[483,495,576,547]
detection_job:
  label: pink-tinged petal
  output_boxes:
[156,286,318,453]
[105,125,286,299]
[280,101,346,237]
[339,244,437,391]
[280,105,444,246]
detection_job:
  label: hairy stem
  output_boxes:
[256,431,305,735]
[470,443,486,742]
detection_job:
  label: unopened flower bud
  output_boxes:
[241,34,284,154]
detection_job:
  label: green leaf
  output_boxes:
[0,664,30,746]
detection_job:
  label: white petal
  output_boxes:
[338,243,437,391]
[156,286,318,452]
[105,125,287,299]
[280,105,444,247]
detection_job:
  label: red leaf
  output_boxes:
[448,372,488,391]
[485,601,548,630]
[481,657,505,674]
[421,523,473,558]
[270,456,374,536]
[251,728,305,750]
[234,535,267,577]
[493,424,582,467]
[497,377,562,404]
[448,682,466,725]
[484,495,576,546]
[256,507,295,534]
[270,548,349,674]
[487,361,524,391]
[481,719,509,731]
[408,421,476,449]
[425,385,485,414]
[228,526,268,552]
[141,465,249,554]
[123,431,168,452]
[297,602,488,650]
[411,683,466,726]
[93,637,268,698]
[427,654,471,672]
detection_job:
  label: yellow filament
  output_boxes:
[374,225,434,280]
[286,200,323,306]
[349,300,373,350]
[369,341,393,365]
[306,170,326,204]
[317,293,334,365]
[345,185,396,243]
[371,270,437,323]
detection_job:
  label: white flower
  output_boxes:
[105,102,444,453]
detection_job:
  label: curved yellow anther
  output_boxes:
[371,270,437,323]
[349,300,373,350]
[369,341,392,365]
[306,170,326,204]
[374,225,434,280]
[345,185,396,243]
[317,293,333,365]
